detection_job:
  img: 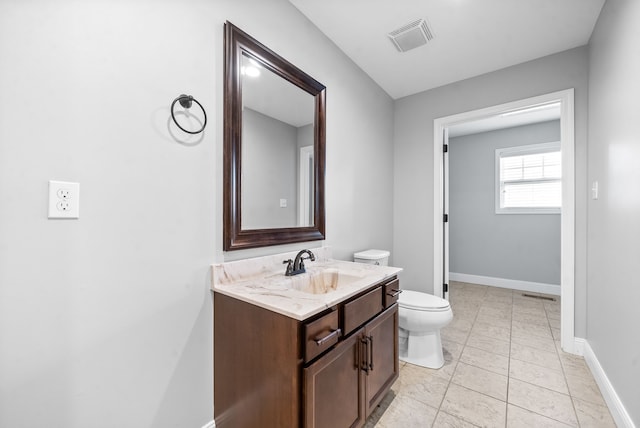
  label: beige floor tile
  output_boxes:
[572,396,617,428]
[460,345,509,376]
[394,363,450,408]
[513,295,546,305]
[510,342,562,371]
[508,378,577,426]
[441,383,506,428]
[506,404,574,427]
[478,306,512,321]
[374,393,438,428]
[548,317,561,329]
[452,361,508,401]
[557,351,592,379]
[429,340,464,380]
[544,301,561,312]
[546,311,561,322]
[475,313,512,329]
[484,293,513,305]
[512,311,550,326]
[378,283,615,428]
[441,325,471,345]
[511,321,553,340]
[449,316,474,332]
[466,331,511,357]
[459,292,488,300]
[512,304,546,317]
[482,300,513,311]
[511,332,556,353]
[509,359,569,394]
[450,305,480,318]
[565,373,607,406]
[433,410,479,428]
[443,339,465,361]
[471,321,511,342]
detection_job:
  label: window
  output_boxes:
[496,142,561,214]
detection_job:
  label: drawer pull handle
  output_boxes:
[315,328,342,346]
[386,289,402,298]
[361,337,370,374]
[368,335,374,372]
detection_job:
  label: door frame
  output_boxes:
[299,145,314,226]
[432,89,576,354]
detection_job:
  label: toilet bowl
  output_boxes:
[398,290,453,369]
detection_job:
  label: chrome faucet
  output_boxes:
[283,249,316,276]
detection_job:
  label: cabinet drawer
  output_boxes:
[343,286,383,335]
[304,310,340,363]
[383,279,401,308]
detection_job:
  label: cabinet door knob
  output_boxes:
[315,328,342,346]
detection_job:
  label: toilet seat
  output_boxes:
[398,290,450,312]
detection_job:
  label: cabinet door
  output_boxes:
[304,329,365,428]
[363,304,399,416]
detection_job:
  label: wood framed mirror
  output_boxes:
[223,22,326,251]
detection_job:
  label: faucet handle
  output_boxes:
[283,259,294,275]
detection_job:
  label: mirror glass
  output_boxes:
[224,22,326,251]
[241,53,315,229]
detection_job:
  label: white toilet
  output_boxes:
[353,249,454,369]
[353,249,390,266]
[398,290,453,369]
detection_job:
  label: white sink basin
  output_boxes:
[287,267,364,294]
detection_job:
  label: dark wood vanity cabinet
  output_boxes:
[214,276,399,428]
[304,305,398,428]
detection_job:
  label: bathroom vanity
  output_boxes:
[212,249,402,428]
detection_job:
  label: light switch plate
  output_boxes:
[48,180,80,219]
[280,199,287,208]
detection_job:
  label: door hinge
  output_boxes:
[443,144,448,153]
[443,213,449,223]
[443,283,449,293]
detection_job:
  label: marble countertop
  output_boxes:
[212,248,402,320]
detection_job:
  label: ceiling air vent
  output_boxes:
[387,18,434,53]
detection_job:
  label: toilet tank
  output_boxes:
[353,249,390,266]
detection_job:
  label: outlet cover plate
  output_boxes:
[48,180,79,219]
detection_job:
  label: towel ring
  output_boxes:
[171,94,207,134]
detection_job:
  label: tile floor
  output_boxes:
[365,281,617,427]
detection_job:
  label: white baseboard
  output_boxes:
[449,273,561,296]
[583,341,636,428]
[201,420,215,428]
[571,337,585,356]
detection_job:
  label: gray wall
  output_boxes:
[0,0,394,427]
[449,121,561,285]
[242,108,297,229]
[587,0,640,423]
[393,46,589,337]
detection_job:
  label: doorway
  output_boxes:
[432,89,577,354]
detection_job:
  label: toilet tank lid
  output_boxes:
[353,249,390,260]
[398,290,450,310]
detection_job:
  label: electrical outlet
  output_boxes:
[57,188,71,199]
[280,198,287,208]
[48,180,79,219]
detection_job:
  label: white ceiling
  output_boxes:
[289,0,605,99]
